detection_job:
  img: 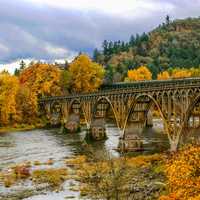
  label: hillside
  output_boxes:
[93,17,200,82]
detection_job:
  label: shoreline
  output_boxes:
[0,124,46,134]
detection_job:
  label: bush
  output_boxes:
[160,145,200,200]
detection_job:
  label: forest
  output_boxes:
[93,16,200,82]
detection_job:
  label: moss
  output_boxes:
[65,155,87,167]
[34,160,42,166]
[32,168,68,189]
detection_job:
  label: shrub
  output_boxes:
[160,145,200,200]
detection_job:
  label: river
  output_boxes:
[0,120,169,200]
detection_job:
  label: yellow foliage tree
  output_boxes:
[16,86,38,124]
[190,67,200,77]
[69,54,105,93]
[125,66,152,82]
[157,71,170,80]
[0,72,19,125]
[171,68,191,79]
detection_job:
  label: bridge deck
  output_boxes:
[40,77,200,102]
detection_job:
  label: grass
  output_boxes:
[0,125,36,133]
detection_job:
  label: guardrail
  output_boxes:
[39,77,200,102]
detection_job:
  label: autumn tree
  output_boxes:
[19,63,62,97]
[125,66,152,82]
[69,54,105,93]
[15,86,38,124]
[160,145,200,200]
[0,72,19,125]
[171,68,191,79]
[189,67,200,77]
[60,70,72,94]
[157,71,170,80]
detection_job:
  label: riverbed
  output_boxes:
[0,121,168,200]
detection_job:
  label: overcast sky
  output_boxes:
[1,0,200,72]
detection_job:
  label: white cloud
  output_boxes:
[0,59,33,73]
[0,55,77,74]
[44,44,68,56]
[24,0,175,17]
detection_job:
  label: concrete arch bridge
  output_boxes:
[39,78,200,152]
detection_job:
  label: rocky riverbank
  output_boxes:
[0,154,167,200]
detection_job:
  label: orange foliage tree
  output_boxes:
[125,66,152,82]
[19,63,62,97]
[17,63,62,124]
[69,54,105,93]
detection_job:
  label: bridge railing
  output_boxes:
[39,77,200,102]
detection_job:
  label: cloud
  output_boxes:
[0,0,200,71]
[24,0,175,17]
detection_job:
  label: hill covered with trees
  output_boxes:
[93,17,200,82]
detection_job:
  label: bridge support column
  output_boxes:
[64,114,81,133]
[118,135,143,152]
[50,114,61,127]
[146,111,153,127]
[85,118,107,141]
[118,126,143,152]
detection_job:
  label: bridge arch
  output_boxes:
[48,101,62,125]
[68,98,91,127]
[184,94,200,128]
[50,101,63,117]
[69,99,81,113]
[91,96,120,130]
[123,94,168,139]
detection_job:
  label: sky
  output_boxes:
[1,0,200,72]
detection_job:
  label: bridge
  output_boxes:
[39,78,200,152]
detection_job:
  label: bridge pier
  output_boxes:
[86,118,107,141]
[118,124,144,152]
[146,111,153,127]
[118,135,143,152]
[64,114,81,133]
[50,113,61,126]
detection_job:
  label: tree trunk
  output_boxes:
[169,139,179,152]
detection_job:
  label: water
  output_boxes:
[0,121,168,200]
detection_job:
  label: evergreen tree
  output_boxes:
[102,40,109,55]
[14,68,20,76]
[166,15,170,25]
[93,48,100,62]
[19,60,26,71]
[129,35,135,46]
[105,65,114,84]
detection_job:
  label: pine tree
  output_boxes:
[166,15,170,25]
[19,60,26,71]
[93,48,100,62]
